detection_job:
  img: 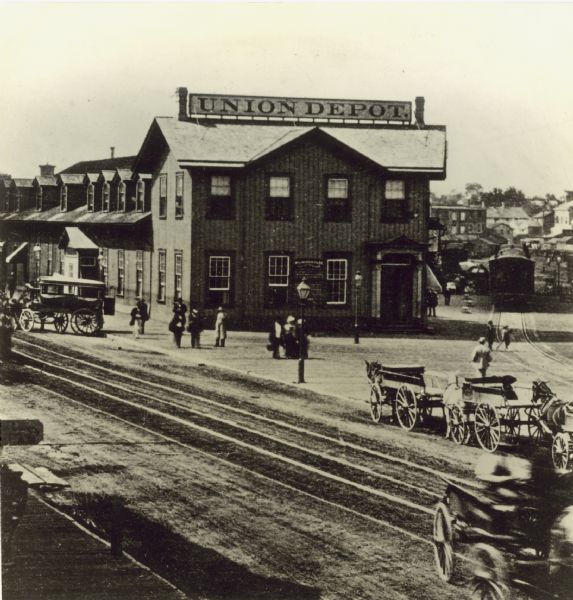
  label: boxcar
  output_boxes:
[489,245,535,307]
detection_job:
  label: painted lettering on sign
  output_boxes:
[189,94,411,123]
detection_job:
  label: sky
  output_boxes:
[1,2,573,198]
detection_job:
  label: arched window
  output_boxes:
[136,180,145,212]
[60,185,68,211]
[102,183,110,212]
[87,183,95,211]
[118,182,126,211]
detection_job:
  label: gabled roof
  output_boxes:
[57,174,85,186]
[487,205,530,220]
[60,156,136,174]
[114,169,133,182]
[555,200,573,211]
[11,178,34,188]
[83,173,99,184]
[140,117,447,175]
[34,176,57,187]
[98,170,116,183]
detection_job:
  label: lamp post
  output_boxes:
[354,271,363,344]
[32,244,41,283]
[97,249,107,284]
[555,253,562,294]
[296,279,311,384]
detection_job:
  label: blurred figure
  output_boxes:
[168,312,185,348]
[214,306,227,347]
[137,297,149,334]
[129,300,143,339]
[443,287,451,306]
[268,316,284,359]
[283,315,298,359]
[471,337,492,378]
[0,304,14,362]
[497,326,511,351]
[486,320,496,351]
[187,308,204,349]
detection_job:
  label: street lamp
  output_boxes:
[555,253,562,294]
[32,243,41,283]
[296,279,311,384]
[354,271,363,344]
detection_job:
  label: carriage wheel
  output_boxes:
[552,433,571,471]
[502,407,520,445]
[448,405,469,445]
[526,406,544,445]
[53,312,69,334]
[369,386,385,423]
[395,384,418,431]
[71,309,101,336]
[474,403,501,452]
[471,580,506,600]
[19,309,35,332]
[433,502,455,582]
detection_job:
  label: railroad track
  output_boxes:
[12,337,483,546]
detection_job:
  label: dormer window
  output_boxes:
[87,183,95,211]
[136,180,145,212]
[36,187,43,211]
[118,182,126,211]
[60,185,68,211]
[102,183,110,212]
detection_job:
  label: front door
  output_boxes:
[380,255,414,325]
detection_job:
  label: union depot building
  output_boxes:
[0,89,447,331]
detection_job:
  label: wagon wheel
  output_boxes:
[502,407,521,445]
[53,312,69,334]
[526,405,544,446]
[71,309,101,336]
[471,579,506,600]
[19,309,35,332]
[433,502,455,582]
[448,405,469,445]
[395,384,418,431]
[552,433,571,471]
[369,383,387,424]
[474,403,501,453]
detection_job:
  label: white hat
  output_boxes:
[286,315,295,323]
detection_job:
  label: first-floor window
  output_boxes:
[326,258,348,304]
[158,250,166,302]
[174,251,182,300]
[208,255,231,306]
[266,254,290,307]
[135,250,143,298]
[117,250,125,296]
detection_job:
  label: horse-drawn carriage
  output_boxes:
[433,466,573,599]
[18,274,114,336]
[365,363,554,454]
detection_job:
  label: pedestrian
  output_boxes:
[137,297,149,334]
[267,316,284,359]
[486,320,496,351]
[173,297,187,318]
[283,315,298,359]
[443,288,451,306]
[129,300,143,339]
[471,336,492,378]
[187,308,204,349]
[427,289,438,317]
[0,306,14,362]
[168,312,186,348]
[296,317,309,359]
[214,306,227,347]
[498,326,512,351]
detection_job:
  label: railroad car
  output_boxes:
[489,244,535,307]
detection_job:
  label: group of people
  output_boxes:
[167,299,227,349]
[472,320,512,377]
[129,298,149,339]
[267,315,309,360]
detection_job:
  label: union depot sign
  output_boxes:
[188,93,411,123]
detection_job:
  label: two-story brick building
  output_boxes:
[0,90,447,331]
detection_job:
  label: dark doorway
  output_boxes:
[380,254,414,325]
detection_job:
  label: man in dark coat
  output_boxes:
[137,298,149,334]
[486,320,496,351]
[187,308,204,349]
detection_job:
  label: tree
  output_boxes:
[465,182,483,203]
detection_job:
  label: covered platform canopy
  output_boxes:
[5,242,28,264]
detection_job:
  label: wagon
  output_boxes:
[527,380,573,471]
[441,375,537,453]
[18,274,114,336]
[433,476,573,599]
[365,361,448,431]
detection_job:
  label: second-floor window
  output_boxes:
[117,250,125,296]
[208,175,234,219]
[159,174,167,218]
[158,250,166,303]
[381,180,408,221]
[136,180,145,212]
[175,172,184,218]
[266,176,292,221]
[135,250,143,298]
[325,177,350,222]
[87,183,95,211]
[60,185,67,211]
[102,183,110,212]
[117,182,126,211]
[174,251,183,300]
